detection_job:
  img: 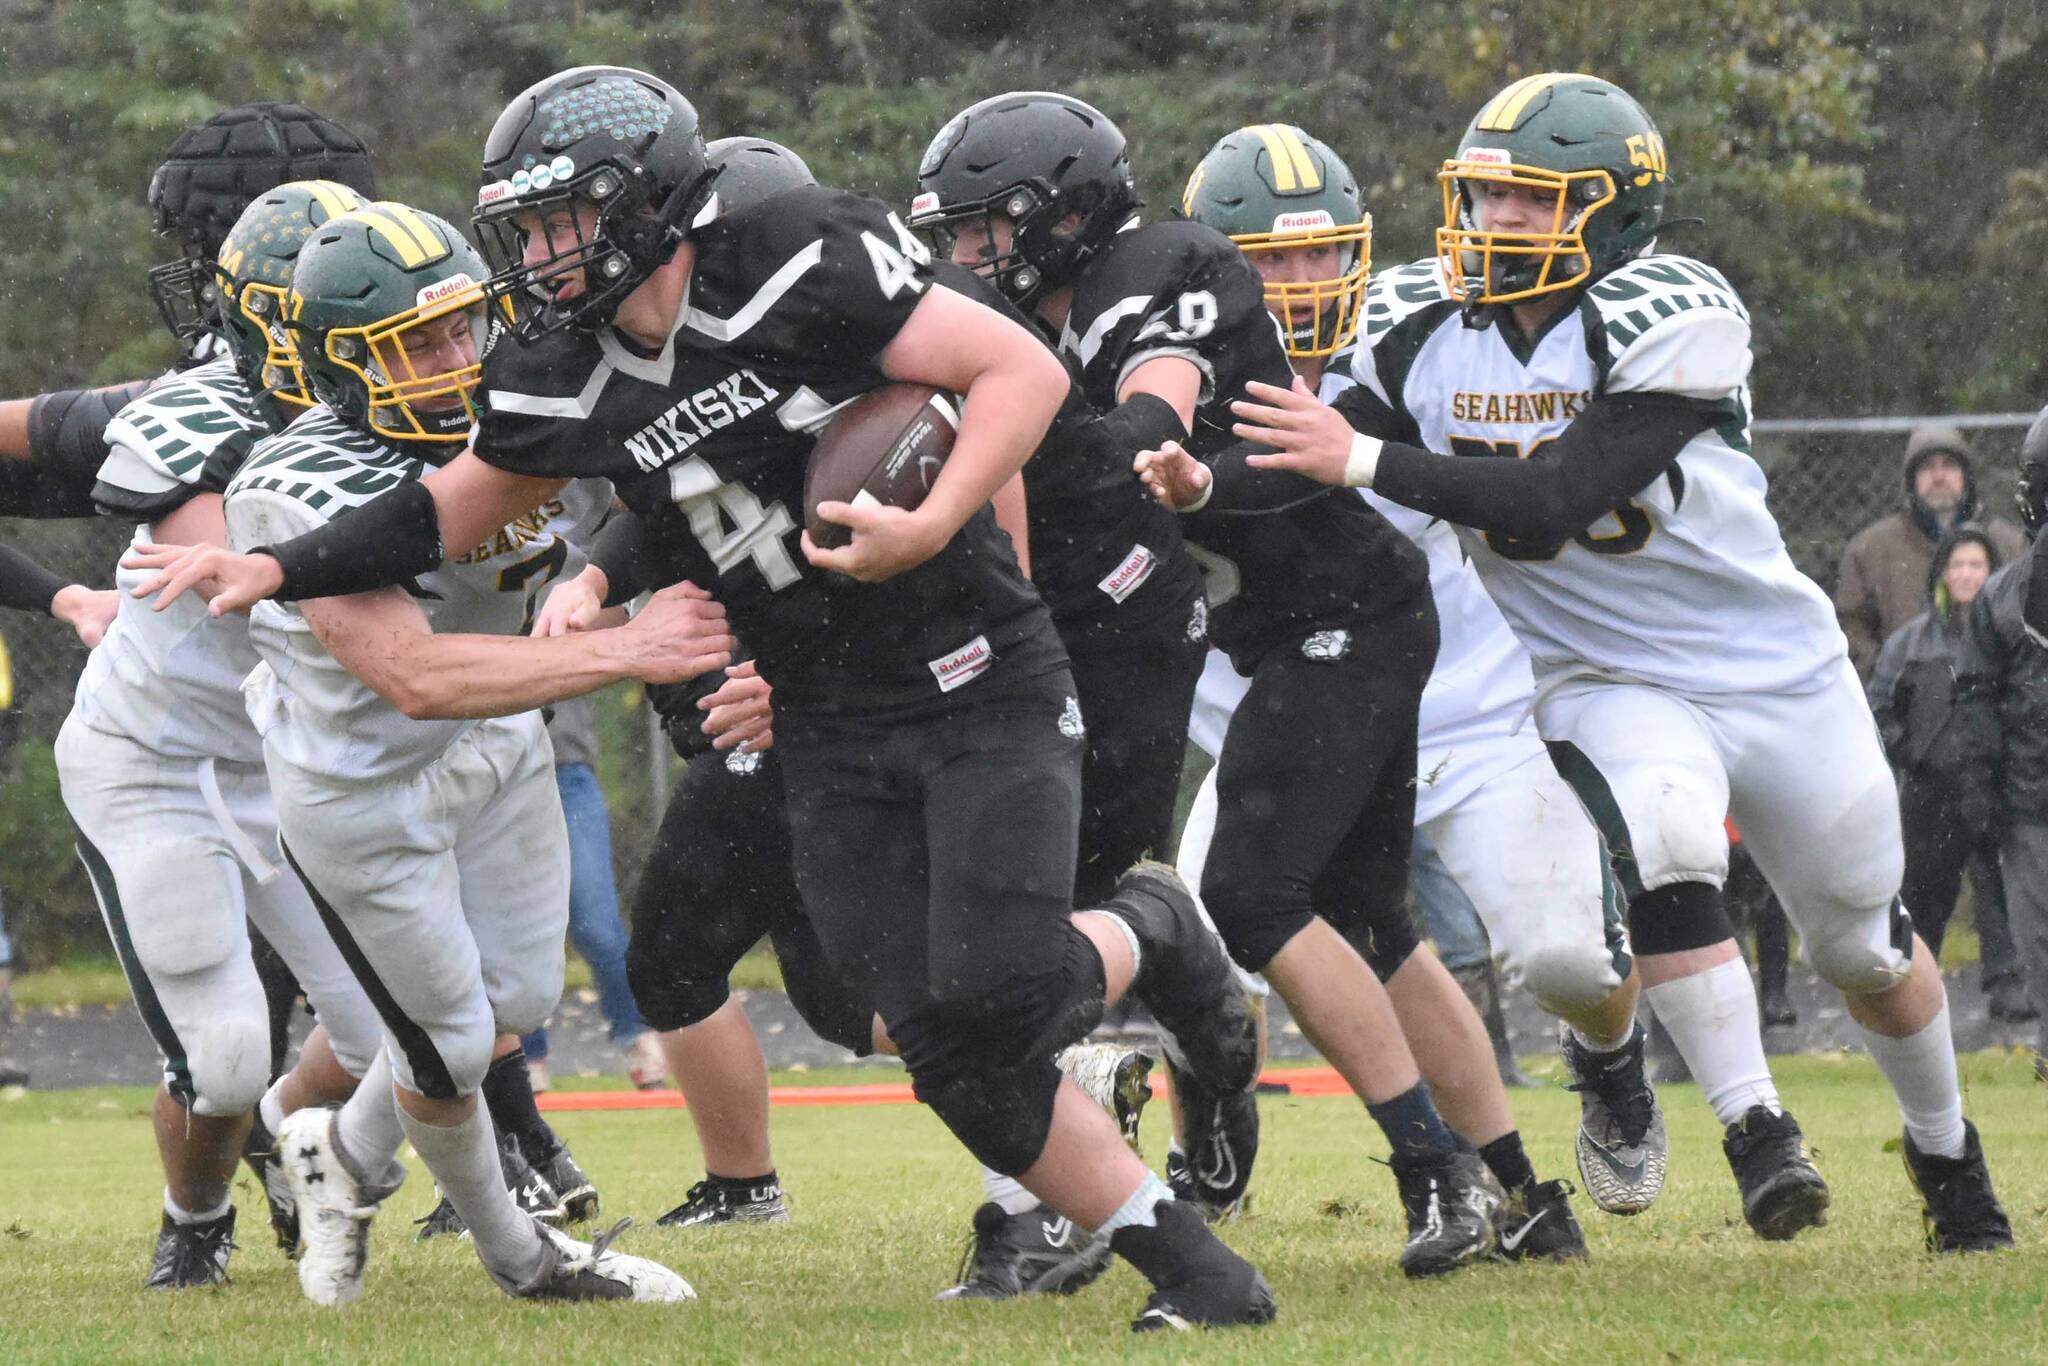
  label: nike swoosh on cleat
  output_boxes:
[1497,1207,1552,1254]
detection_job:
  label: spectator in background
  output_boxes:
[1836,424,2026,680]
[1870,528,2033,1021]
[520,694,666,1092]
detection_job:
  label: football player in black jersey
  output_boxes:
[129,66,1275,1332]
[915,91,1499,1278]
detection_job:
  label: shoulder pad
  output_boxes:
[1064,221,1260,373]
[228,409,416,519]
[97,358,267,498]
[1587,256,1752,399]
[1584,254,1749,354]
[1350,258,1458,404]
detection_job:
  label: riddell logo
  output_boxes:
[909,191,940,219]
[1460,147,1512,165]
[1272,209,1335,233]
[1097,544,1157,603]
[477,180,515,206]
[416,274,476,308]
[928,634,992,692]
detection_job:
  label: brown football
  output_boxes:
[803,383,960,549]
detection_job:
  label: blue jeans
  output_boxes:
[522,763,648,1059]
[1411,827,1490,972]
[0,901,12,970]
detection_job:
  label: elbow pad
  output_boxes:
[1087,392,1190,459]
[257,478,444,602]
[12,382,150,519]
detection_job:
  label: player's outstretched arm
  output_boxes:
[0,542,114,645]
[122,451,568,614]
[304,580,733,721]
[805,287,1066,583]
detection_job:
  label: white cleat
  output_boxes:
[278,1107,386,1307]
[510,1217,697,1303]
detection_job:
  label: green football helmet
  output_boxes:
[289,201,492,443]
[1437,74,1668,306]
[214,180,368,405]
[1183,123,1370,359]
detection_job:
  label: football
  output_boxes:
[803,383,961,549]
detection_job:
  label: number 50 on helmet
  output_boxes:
[288,202,495,443]
[1438,73,1669,307]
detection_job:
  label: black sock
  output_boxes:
[481,1048,558,1166]
[1479,1131,1537,1194]
[708,1169,777,1191]
[1365,1081,1459,1158]
[1109,1198,1223,1284]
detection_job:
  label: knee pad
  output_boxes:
[912,1057,1062,1177]
[490,975,561,1044]
[772,924,875,1057]
[1627,880,1735,956]
[182,1010,274,1116]
[388,1020,494,1102]
[1511,941,1626,1015]
[1201,874,1317,975]
[1805,898,1913,995]
[628,935,733,1033]
[889,924,1106,1098]
[1340,910,1421,985]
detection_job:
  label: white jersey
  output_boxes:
[227,405,611,784]
[1342,255,1844,695]
[71,357,274,762]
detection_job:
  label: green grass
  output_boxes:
[2,1055,2044,1363]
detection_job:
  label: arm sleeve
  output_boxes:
[240,478,444,602]
[1195,441,1336,516]
[0,381,152,519]
[0,542,67,615]
[587,508,652,606]
[1370,391,1724,542]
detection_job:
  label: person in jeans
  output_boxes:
[520,693,664,1091]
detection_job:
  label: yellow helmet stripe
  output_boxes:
[1181,162,1207,216]
[0,630,13,710]
[346,208,432,269]
[373,202,447,260]
[1271,125,1321,192]
[1476,73,1557,132]
[1249,125,1301,193]
[302,180,362,219]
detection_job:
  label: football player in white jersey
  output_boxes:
[1153,74,2012,1253]
[55,183,392,1290]
[221,202,726,1305]
[1175,122,1656,1245]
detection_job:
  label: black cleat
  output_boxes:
[656,1176,789,1229]
[415,1136,564,1240]
[935,1202,1111,1300]
[1102,862,1260,1094]
[144,1206,236,1290]
[1122,1199,1276,1332]
[533,1144,599,1223]
[1495,1179,1588,1262]
[1561,1024,1667,1215]
[1389,1148,1501,1278]
[1901,1120,2013,1253]
[1167,1073,1258,1221]
[242,1114,298,1256]
[1723,1105,1830,1241]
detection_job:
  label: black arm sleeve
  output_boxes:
[253,477,444,602]
[0,542,68,615]
[1371,392,1725,542]
[1198,440,1336,516]
[587,509,652,607]
[0,381,152,519]
[1078,392,1189,462]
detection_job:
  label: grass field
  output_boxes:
[1,1053,2042,1364]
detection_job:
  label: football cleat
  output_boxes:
[242,1114,299,1256]
[656,1176,790,1229]
[934,1202,1112,1301]
[143,1206,236,1290]
[1103,862,1261,1095]
[1124,1199,1277,1333]
[1901,1120,2013,1254]
[533,1143,599,1223]
[506,1217,697,1303]
[1561,1024,1667,1215]
[1722,1105,1830,1241]
[416,1136,565,1240]
[1167,1073,1259,1221]
[1054,1041,1154,1153]
[1494,1179,1588,1262]
[1389,1148,1501,1279]
[278,1106,388,1307]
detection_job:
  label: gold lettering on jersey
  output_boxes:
[456,498,567,564]
[624,369,782,473]
[1449,389,1590,424]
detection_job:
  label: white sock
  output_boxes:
[1569,1020,1636,1054]
[1645,955,1781,1125]
[164,1188,231,1225]
[397,1101,546,1289]
[1095,910,1143,990]
[980,1165,1042,1217]
[333,1048,407,1189]
[1860,1000,1966,1159]
[258,1080,287,1136]
[1096,1171,1174,1237]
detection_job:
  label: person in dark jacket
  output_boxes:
[1872,527,2033,1021]
[1837,426,2027,680]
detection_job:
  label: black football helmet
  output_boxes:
[704,136,816,209]
[146,102,377,356]
[909,91,1138,306]
[473,66,718,340]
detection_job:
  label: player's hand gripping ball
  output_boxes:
[802,384,960,550]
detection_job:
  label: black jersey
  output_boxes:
[475,189,1061,716]
[1059,221,1426,670]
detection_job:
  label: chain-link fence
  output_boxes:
[3,411,2037,963]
